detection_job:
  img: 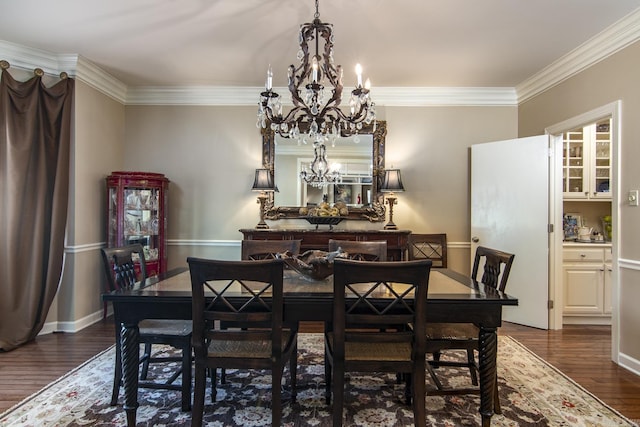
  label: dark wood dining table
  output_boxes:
[103,265,518,427]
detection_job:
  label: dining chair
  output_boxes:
[325,258,432,427]
[100,244,192,411]
[407,233,448,267]
[241,239,302,260]
[327,239,387,261]
[214,239,301,384]
[187,257,298,427]
[425,245,515,412]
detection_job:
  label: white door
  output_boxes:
[471,135,550,329]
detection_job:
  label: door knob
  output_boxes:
[471,237,479,243]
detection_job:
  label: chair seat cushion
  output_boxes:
[139,319,192,336]
[207,330,293,359]
[426,322,479,340]
[327,333,412,362]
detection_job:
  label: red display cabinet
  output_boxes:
[106,171,169,277]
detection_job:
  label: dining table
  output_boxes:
[103,265,518,427]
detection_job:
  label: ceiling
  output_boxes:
[1,0,640,90]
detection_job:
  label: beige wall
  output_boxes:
[53,81,126,325]
[122,104,517,275]
[518,41,640,363]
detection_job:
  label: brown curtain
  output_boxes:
[0,68,74,351]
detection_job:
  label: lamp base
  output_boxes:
[383,221,398,230]
[255,222,270,230]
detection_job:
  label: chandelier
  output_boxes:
[300,143,342,188]
[256,0,376,143]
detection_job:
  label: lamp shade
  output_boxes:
[251,169,278,192]
[381,169,405,192]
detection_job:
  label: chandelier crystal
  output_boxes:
[257,0,376,144]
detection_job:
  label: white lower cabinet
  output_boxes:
[562,245,612,325]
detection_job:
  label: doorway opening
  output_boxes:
[545,101,620,359]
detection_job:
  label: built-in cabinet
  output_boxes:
[562,244,612,325]
[562,118,611,200]
[106,171,169,277]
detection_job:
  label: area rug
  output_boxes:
[0,334,636,427]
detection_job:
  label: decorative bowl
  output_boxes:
[304,216,343,230]
[280,249,347,280]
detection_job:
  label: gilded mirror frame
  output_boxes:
[261,120,387,222]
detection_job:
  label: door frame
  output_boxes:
[545,101,621,360]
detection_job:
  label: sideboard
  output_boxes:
[239,228,412,261]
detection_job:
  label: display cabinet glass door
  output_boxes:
[106,172,168,277]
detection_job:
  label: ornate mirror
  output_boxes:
[262,120,387,222]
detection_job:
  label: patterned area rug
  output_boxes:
[0,334,636,426]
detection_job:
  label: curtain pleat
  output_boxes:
[0,69,74,351]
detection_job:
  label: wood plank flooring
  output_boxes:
[1,319,639,422]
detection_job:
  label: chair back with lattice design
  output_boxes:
[328,239,387,261]
[407,233,447,267]
[241,239,301,261]
[101,244,147,292]
[187,258,285,361]
[332,258,431,347]
[471,246,515,292]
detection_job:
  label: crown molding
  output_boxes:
[371,87,517,106]
[127,85,518,106]
[516,8,640,104]
[75,57,128,103]
[0,40,127,103]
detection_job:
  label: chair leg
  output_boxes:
[494,372,502,414]
[210,368,218,402]
[324,349,332,405]
[432,350,442,367]
[272,365,283,427]
[425,360,445,390]
[405,373,412,405]
[413,363,426,427]
[111,324,122,406]
[332,361,345,427]
[192,364,206,427]
[467,349,479,386]
[289,338,298,403]
[140,343,152,380]
[180,344,192,412]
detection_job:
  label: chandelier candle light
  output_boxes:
[381,168,405,230]
[257,0,376,187]
[251,169,278,229]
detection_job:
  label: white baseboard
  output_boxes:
[618,352,640,377]
[39,309,106,335]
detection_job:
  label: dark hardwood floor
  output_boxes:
[1,319,639,421]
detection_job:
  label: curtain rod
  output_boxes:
[1,60,68,79]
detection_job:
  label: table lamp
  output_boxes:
[380,168,405,230]
[251,168,278,229]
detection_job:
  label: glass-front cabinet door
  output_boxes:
[106,171,169,277]
[562,118,611,200]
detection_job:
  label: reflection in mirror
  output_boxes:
[262,120,387,221]
[274,135,373,208]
